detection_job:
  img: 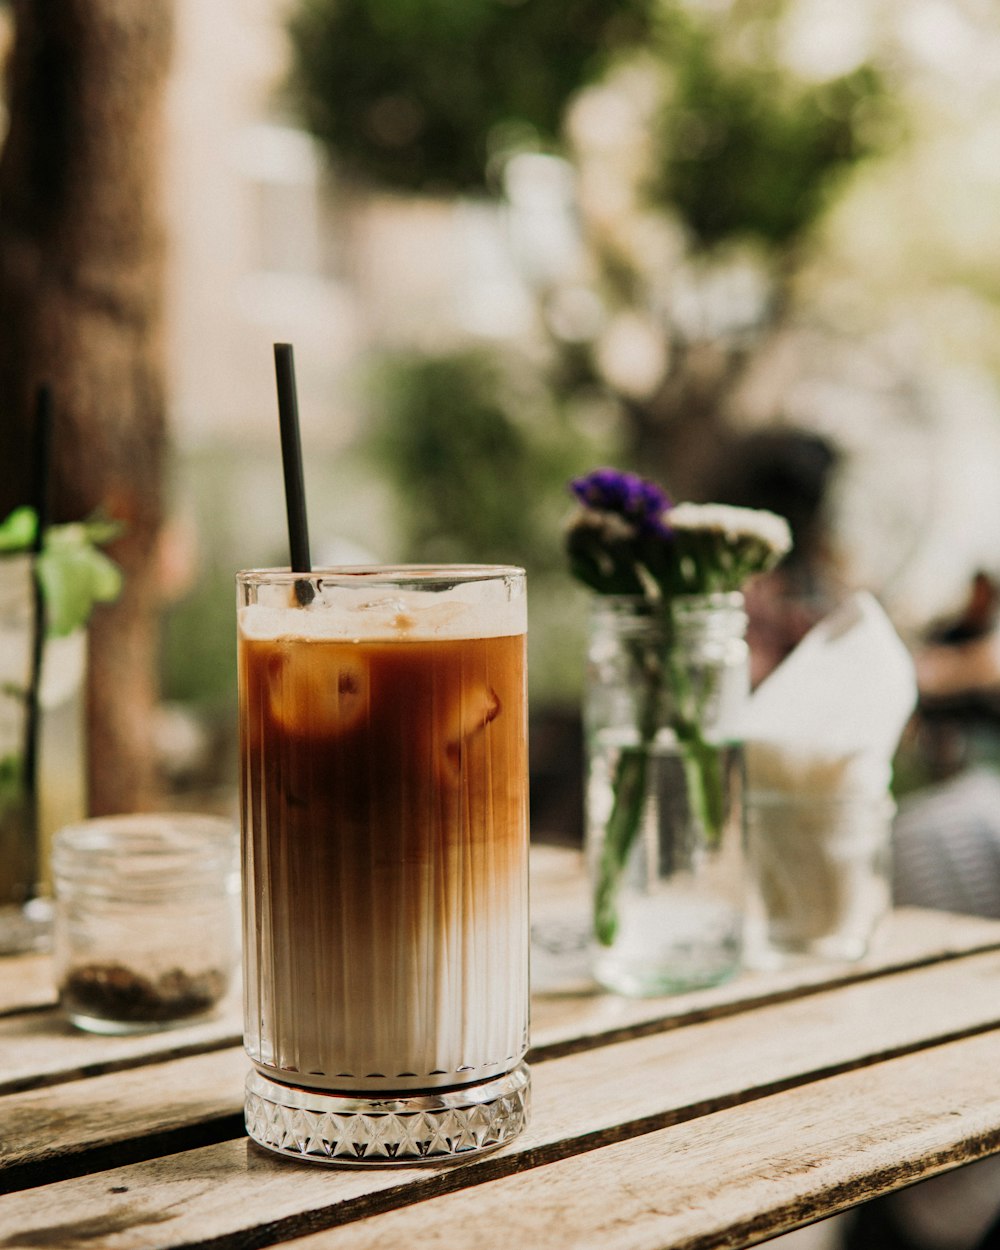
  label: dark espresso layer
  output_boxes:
[239,629,529,1090]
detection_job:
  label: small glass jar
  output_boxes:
[52,813,239,1034]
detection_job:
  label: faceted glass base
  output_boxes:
[245,1062,530,1166]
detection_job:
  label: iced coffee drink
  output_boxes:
[237,567,529,1164]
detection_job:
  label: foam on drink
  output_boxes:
[239,577,528,642]
[239,579,529,1092]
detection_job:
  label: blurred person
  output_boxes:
[703,427,848,686]
[913,573,1000,708]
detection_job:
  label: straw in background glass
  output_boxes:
[23,383,53,878]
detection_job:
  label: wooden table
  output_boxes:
[3,846,1000,1250]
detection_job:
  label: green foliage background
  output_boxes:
[655,18,888,249]
[364,349,615,702]
[286,0,652,193]
[367,350,591,567]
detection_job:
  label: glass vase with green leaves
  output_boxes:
[0,507,121,952]
[566,469,790,994]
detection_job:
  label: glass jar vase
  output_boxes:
[584,593,749,996]
[0,553,87,953]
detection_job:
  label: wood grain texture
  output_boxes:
[0,956,52,1016]
[2,952,1000,1246]
[291,1031,1000,1250]
[0,989,242,1095]
[2,1033,1000,1250]
[2,858,1000,1250]
[0,1047,246,1184]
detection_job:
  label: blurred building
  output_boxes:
[164,0,353,452]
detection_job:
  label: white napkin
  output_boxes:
[742,591,918,797]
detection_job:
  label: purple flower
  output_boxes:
[570,468,672,534]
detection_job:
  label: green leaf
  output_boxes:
[0,508,38,552]
[36,533,122,637]
[0,508,123,636]
[78,514,124,547]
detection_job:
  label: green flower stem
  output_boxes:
[666,610,726,845]
[593,742,650,946]
[675,725,725,842]
[593,627,663,947]
[593,605,727,947]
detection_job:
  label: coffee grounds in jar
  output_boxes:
[60,962,228,1023]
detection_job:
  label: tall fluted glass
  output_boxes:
[237,566,530,1164]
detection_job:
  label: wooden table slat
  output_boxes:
[0,992,243,1096]
[0,1049,247,1185]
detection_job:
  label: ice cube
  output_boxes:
[441,685,501,776]
[267,652,370,737]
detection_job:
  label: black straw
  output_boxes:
[24,383,53,892]
[273,344,314,604]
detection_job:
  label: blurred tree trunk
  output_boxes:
[623,343,737,503]
[0,1,173,814]
[619,270,798,503]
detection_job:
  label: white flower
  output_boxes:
[667,502,792,559]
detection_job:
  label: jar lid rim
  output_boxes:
[51,814,237,887]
